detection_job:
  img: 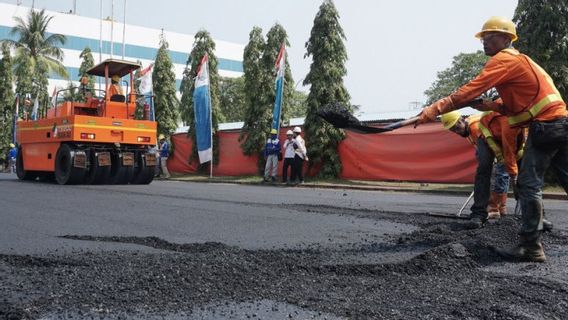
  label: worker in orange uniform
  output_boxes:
[108,75,124,98]
[415,16,568,262]
[440,111,553,231]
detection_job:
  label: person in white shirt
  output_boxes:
[282,130,296,183]
[292,126,307,184]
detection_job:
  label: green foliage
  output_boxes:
[287,90,308,119]
[1,9,67,119]
[62,82,81,102]
[239,27,269,156]
[264,23,294,123]
[179,30,222,165]
[424,51,489,104]
[303,0,350,178]
[514,0,568,100]
[78,47,95,90]
[0,45,15,162]
[133,60,145,120]
[152,34,180,137]
[218,76,246,122]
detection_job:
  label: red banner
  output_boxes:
[168,123,476,183]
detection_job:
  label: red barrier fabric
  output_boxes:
[168,123,477,183]
[338,123,476,183]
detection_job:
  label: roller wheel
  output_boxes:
[16,147,38,181]
[108,151,134,184]
[54,144,87,185]
[84,149,111,184]
[131,151,155,184]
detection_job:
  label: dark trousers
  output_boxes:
[471,139,494,220]
[282,158,294,182]
[518,120,568,234]
[292,155,304,182]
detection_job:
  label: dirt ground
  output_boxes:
[1,204,567,320]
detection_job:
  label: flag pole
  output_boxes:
[206,55,213,179]
[277,42,285,134]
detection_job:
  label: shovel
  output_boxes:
[318,99,484,134]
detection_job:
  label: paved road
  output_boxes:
[1,172,566,255]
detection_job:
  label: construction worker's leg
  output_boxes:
[264,156,272,181]
[493,162,510,216]
[470,139,494,225]
[161,157,170,178]
[295,155,304,183]
[282,158,291,183]
[270,155,278,179]
[496,136,550,262]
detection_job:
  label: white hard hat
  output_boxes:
[293,126,301,133]
[286,130,294,135]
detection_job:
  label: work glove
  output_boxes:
[511,176,519,200]
[414,97,453,128]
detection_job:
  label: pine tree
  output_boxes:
[152,33,180,137]
[0,45,15,163]
[14,54,32,118]
[179,30,222,165]
[264,24,295,122]
[239,26,269,160]
[514,0,568,100]
[78,47,95,90]
[218,76,246,122]
[303,0,350,178]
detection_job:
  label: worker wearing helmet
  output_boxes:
[417,17,568,262]
[291,126,307,184]
[108,75,124,100]
[158,134,170,179]
[282,130,296,183]
[8,143,17,174]
[263,128,281,183]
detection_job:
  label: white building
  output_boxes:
[0,2,244,93]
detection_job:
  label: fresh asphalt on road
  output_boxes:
[0,172,566,255]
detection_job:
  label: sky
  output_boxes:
[2,0,518,114]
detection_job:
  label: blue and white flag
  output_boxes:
[138,63,155,121]
[193,54,212,164]
[30,97,39,120]
[271,42,286,131]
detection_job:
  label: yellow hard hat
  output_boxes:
[441,111,462,130]
[111,75,120,82]
[270,129,278,134]
[10,143,15,148]
[158,134,165,140]
[475,16,518,42]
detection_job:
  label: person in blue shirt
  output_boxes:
[159,134,170,179]
[263,129,281,183]
[8,144,17,174]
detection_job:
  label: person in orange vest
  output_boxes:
[416,17,568,262]
[440,111,553,231]
[108,75,124,98]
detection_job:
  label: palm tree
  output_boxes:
[1,9,68,79]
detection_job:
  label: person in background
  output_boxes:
[159,134,170,179]
[282,130,295,184]
[263,128,281,183]
[8,143,17,174]
[292,126,307,184]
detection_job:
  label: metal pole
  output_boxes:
[73,0,77,14]
[110,0,114,58]
[99,0,103,91]
[122,0,126,59]
[207,56,213,179]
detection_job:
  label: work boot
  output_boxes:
[487,192,500,219]
[498,192,508,216]
[271,176,277,183]
[495,232,546,262]
[543,218,553,232]
[467,216,487,229]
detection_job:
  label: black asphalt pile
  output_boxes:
[2,212,568,319]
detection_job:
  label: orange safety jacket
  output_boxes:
[437,48,567,127]
[108,84,124,97]
[465,112,524,176]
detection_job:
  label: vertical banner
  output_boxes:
[193,54,212,164]
[138,63,155,121]
[271,42,286,131]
